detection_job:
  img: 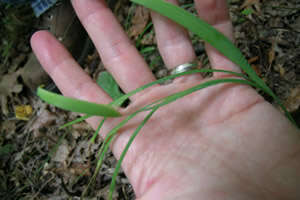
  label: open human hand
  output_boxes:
[31,0,300,199]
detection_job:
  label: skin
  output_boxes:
[31,0,300,199]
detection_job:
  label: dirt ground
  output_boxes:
[0,0,299,199]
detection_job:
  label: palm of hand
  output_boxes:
[107,80,264,198]
[112,81,297,199]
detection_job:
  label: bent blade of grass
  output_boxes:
[131,0,296,126]
[154,79,260,108]
[34,127,71,177]
[106,79,261,199]
[141,78,261,113]
[59,69,246,131]
[85,77,270,198]
[108,108,158,199]
[112,69,247,106]
[90,118,106,143]
[82,110,141,198]
[131,0,264,88]
[59,69,247,130]
[37,87,121,117]
[59,114,91,129]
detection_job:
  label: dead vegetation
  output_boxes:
[0,0,299,199]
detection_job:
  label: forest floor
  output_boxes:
[0,0,299,199]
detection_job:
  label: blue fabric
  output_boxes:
[0,0,58,17]
[31,0,58,17]
[0,0,30,3]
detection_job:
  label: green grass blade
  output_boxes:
[146,78,260,110]
[59,114,91,129]
[136,22,153,48]
[107,79,260,199]
[34,127,70,177]
[112,69,247,106]
[108,108,158,200]
[140,46,156,54]
[37,87,121,117]
[130,0,261,86]
[82,111,141,198]
[130,0,296,126]
[90,118,107,143]
[59,69,246,130]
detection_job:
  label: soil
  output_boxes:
[0,0,299,199]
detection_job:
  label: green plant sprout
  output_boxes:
[97,71,124,100]
[36,0,297,199]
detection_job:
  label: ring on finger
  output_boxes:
[169,61,199,75]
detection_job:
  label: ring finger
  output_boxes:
[151,0,203,81]
[195,0,241,77]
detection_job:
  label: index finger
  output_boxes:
[31,31,112,129]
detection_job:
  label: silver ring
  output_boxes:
[170,61,198,75]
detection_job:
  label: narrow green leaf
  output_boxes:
[140,46,156,54]
[82,111,140,198]
[130,0,265,89]
[152,79,260,109]
[89,118,106,143]
[109,108,158,199]
[60,69,246,129]
[97,71,124,100]
[136,22,153,48]
[37,87,121,117]
[34,127,70,177]
[131,0,296,126]
[59,115,91,129]
[112,69,247,106]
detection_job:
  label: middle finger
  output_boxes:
[72,0,156,96]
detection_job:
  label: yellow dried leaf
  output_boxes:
[15,105,33,121]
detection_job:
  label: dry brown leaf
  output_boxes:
[241,0,260,8]
[278,65,285,77]
[0,120,16,136]
[69,163,91,176]
[241,0,261,13]
[29,109,57,137]
[268,41,276,65]
[0,70,23,115]
[284,87,300,112]
[128,6,150,39]
[20,53,50,92]
[251,64,261,77]
[274,64,286,77]
[141,31,155,45]
[0,70,23,96]
[248,56,259,64]
[71,122,91,139]
[52,140,70,163]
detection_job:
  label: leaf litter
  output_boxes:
[0,0,299,199]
